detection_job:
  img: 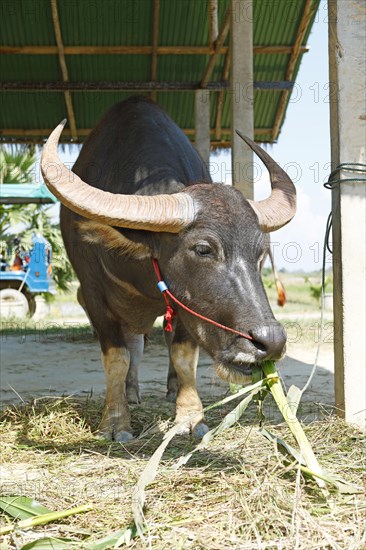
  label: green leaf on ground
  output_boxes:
[87,525,139,549]
[0,496,52,521]
[0,500,93,536]
[21,537,75,549]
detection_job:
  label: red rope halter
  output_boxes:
[151,258,253,340]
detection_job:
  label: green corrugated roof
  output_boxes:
[0,0,320,146]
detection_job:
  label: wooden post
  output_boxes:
[230,0,254,199]
[209,0,218,51]
[328,0,366,431]
[195,90,210,166]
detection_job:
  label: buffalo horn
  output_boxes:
[41,121,196,233]
[236,131,297,232]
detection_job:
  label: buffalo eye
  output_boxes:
[194,242,213,258]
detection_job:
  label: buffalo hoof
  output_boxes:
[175,420,209,439]
[115,430,134,443]
[126,386,141,404]
[94,429,112,441]
[166,389,177,403]
[95,427,134,443]
[175,422,191,435]
[192,422,209,439]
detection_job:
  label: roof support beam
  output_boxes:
[0,81,293,92]
[195,90,211,166]
[0,137,259,147]
[0,128,92,137]
[230,0,254,199]
[150,0,160,102]
[0,128,271,136]
[201,6,231,87]
[0,127,272,139]
[328,0,366,431]
[0,45,309,56]
[271,0,316,140]
[50,0,77,140]
[215,43,231,140]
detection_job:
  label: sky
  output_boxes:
[39,0,331,273]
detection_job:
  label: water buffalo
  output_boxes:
[41,97,296,442]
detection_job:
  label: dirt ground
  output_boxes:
[1,309,335,419]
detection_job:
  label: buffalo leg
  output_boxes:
[124,331,144,404]
[167,324,208,438]
[97,345,133,442]
[166,359,179,402]
[78,297,133,442]
[164,327,179,402]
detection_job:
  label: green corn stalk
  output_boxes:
[0,503,93,536]
[260,361,326,489]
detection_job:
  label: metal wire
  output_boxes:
[324,162,366,188]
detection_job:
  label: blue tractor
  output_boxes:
[0,182,57,318]
[0,233,56,317]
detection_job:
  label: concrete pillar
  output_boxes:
[328,0,366,431]
[195,90,211,167]
[230,0,254,199]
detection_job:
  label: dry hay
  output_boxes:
[0,395,365,550]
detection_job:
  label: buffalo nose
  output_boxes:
[250,323,286,359]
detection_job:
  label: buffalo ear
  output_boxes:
[77,221,152,260]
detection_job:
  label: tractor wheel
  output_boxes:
[23,290,37,317]
[0,288,30,319]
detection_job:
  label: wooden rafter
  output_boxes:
[254,45,309,54]
[151,0,160,102]
[0,128,272,138]
[272,0,316,140]
[215,43,231,140]
[0,45,308,56]
[0,137,245,148]
[1,81,293,92]
[50,0,77,141]
[201,7,231,87]
[0,128,91,137]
